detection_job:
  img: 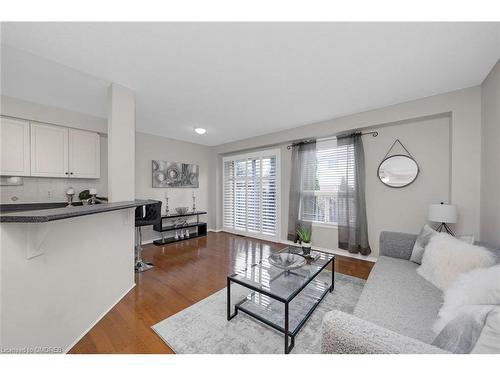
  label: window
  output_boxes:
[301,139,355,225]
[223,150,280,239]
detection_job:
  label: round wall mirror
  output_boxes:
[378,155,419,188]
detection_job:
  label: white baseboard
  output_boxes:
[141,236,162,245]
[64,283,136,353]
[141,230,377,263]
[279,239,377,263]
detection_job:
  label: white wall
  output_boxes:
[0,209,135,352]
[1,45,109,120]
[215,87,482,257]
[135,132,215,243]
[480,59,500,246]
[1,95,107,134]
[107,84,135,202]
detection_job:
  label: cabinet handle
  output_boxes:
[70,172,74,175]
[65,172,69,175]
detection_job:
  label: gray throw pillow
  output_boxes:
[432,306,495,353]
[472,308,500,353]
[410,224,437,264]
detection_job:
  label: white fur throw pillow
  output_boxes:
[433,264,500,333]
[417,233,495,291]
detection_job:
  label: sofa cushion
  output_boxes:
[354,256,442,344]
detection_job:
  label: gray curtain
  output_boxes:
[336,134,371,255]
[287,141,317,242]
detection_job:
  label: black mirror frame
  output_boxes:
[377,154,420,189]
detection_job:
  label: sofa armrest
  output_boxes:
[321,310,447,354]
[379,231,417,260]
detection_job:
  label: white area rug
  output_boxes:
[152,272,365,354]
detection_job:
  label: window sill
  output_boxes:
[311,222,338,230]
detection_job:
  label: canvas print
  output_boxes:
[152,160,199,188]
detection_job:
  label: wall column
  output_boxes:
[107,83,135,202]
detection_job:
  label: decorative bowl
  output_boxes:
[268,253,306,270]
[175,207,190,215]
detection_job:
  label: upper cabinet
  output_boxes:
[0,117,101,179]
[69,129,100,178]
[30,122,69,178]
[0,117,31,176]
[30,122,100,179]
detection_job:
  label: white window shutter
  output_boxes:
[223,160,235,229]
[223,151,279,239]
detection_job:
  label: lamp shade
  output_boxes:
[428,203,458,224]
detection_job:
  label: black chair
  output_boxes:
[135,201,162,272]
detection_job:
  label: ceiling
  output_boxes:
[1,22,499,146]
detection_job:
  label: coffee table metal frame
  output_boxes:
[226,249,335,354]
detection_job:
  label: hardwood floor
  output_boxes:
[69,231,374,354]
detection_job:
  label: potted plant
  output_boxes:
[296,228,312,255]
[79,190,91,205]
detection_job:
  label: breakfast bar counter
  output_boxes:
[0,199,157,223]
[0,199,156,351]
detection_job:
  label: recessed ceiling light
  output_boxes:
[194,127,206,135]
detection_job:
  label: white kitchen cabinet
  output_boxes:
[69,129,100,178]
[4,120,101,179]
[30,122,69,177]
[0,117,31,176]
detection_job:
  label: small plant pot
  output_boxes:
[301,243,311,256]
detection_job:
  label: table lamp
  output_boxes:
[428,202,458,236]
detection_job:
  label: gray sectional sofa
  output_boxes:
[321,231,452,354]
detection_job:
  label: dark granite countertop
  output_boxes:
[0,199,158,223]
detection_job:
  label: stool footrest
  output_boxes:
[135,260,153,272]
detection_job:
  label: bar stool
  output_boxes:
[135,201,162,272]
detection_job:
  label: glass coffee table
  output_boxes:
[227,246,335,354]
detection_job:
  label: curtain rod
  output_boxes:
[286,130,378,150]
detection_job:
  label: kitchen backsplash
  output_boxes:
[0,176,108,203]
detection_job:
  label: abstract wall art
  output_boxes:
[152,160,199,188]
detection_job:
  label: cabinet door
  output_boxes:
[68,129,100,178]
[0,117,31,176]
[30,122,69,177]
